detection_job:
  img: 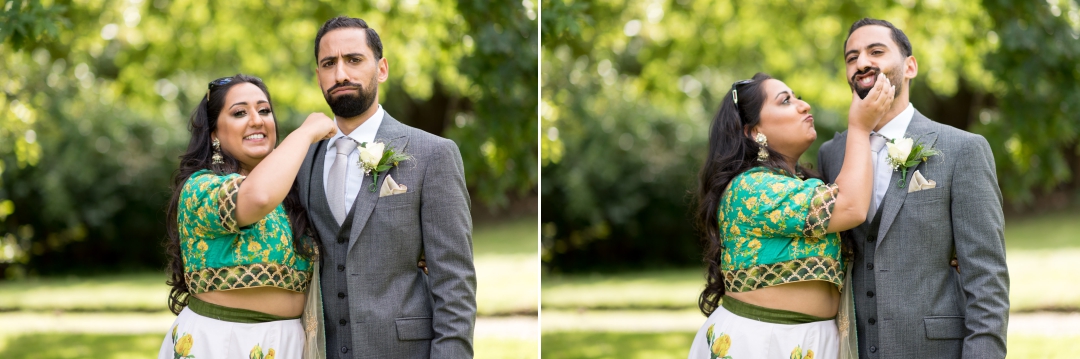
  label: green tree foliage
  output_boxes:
[541,0,1080,272]
[0,0,538,278]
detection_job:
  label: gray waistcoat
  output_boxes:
[308,141,356,359]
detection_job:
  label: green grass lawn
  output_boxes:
[539,332,1080,359]
[0,332,536,359]
[0,216,538,358]
[541,208,1080,357]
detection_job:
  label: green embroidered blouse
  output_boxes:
[719,167,844,293]
[178,170,313,294]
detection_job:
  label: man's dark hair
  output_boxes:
[844,18,913,58]
[314,16,383,61]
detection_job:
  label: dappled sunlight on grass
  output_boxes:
[542,269,703,310]
[0,273,168,312]
[541,332,693,359]
[0,333,163,359]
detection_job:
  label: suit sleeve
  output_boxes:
[950,135,1009,358]
[817,139,836,183]
[420,139,477,358]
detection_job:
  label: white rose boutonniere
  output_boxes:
[885,136,940,188]
[356,141,412,192]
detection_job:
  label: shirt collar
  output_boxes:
[875,103,915,140]
[326,104,385,153]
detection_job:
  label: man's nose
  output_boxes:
[334,61,350,84]
[855,54,873,75]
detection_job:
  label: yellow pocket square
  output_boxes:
[379,174,408,197]
[907,170,937,193]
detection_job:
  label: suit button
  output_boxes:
[868,317,876,325]
[867,291,875,298]
[867,235,875,242]
[339,319,347,326]
[337,237,345,244]
[341,346,349,353]
[338,292,346,299]
[869,346,877,353]
[867,263,874,270]
[337,265,345,272]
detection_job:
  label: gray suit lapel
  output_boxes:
[345,114,410,252]
[298,142,322,210]
[875,110,938,247]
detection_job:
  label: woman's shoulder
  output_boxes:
[180,169,246,197]
[731,167,824,194]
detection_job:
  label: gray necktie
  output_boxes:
[868,132,889,219]
[327,137,358,225]
[870,132,888,153]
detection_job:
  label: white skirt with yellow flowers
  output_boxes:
[157,296,305,359]
[688,296,840,359]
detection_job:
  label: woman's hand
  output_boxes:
[299,112,337,143]
[848,73,894,132]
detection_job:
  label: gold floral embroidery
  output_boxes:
[803,183,838,238]
[177,170,313,293]
[724,256,844,293]
[719,167,844,293]
[186,263,311,293]
[216,175,245,233]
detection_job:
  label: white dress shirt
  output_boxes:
[868,103,915,220]
[323,104,386,216]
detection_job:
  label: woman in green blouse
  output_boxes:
[158,74,336,359]
[689,72,894,359]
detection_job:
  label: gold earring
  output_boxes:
[755,133,769,161]
[212,138,224,165]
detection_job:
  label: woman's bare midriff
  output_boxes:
[194,287,306,318]
[725,280,840,318]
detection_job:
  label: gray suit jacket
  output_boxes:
[817,110,1008,359]
[298,114,476,359]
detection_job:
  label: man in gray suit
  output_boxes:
[818,18,1009,359]
[297,16,476,358]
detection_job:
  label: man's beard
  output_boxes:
[850,66,903,99]
[325,77,378,118]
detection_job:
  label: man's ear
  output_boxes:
[377,57,389,83]
[904,55,918,82]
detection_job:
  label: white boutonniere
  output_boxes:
[885,136,940,188]
[356,141,412,192]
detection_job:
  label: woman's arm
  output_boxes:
[235,113,336,227]
[827,74,894,232]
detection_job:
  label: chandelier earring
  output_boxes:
[212,138,224,165]
[755,133,769,161]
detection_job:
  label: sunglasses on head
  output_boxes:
[206,77,233,101]
[730,79,753,115]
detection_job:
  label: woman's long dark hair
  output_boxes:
[164,74,319,315]
[694,73,822,316]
